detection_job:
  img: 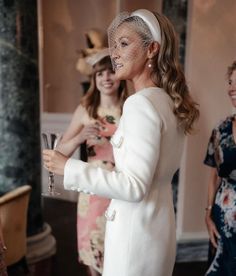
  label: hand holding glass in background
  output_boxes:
[42,133,61,196]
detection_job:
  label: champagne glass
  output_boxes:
[42,133,61,196]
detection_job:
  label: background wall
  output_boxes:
[177,0,236,241]
[40,0,162,113]
[40,0,117,112]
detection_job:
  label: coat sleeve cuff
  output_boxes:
[64,158,83,191]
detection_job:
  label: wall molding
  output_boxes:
[177,231,208,243]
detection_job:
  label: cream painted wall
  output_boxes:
[119,0,162,12]
[177,0,236,241]
[41,0,162,113]
[41,0,117,112]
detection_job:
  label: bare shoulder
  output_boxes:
[72,104,90,124]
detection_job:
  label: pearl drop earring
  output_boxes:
[148,63,152,68]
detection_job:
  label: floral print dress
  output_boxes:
[77,108,120,274]
[204,115,236,276]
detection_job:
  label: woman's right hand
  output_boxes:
[205,214,220,248]
[77,123,100,145]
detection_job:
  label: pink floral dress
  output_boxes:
[77,108,120,273]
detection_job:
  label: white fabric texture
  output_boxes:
[64,87,184,276]
[131,9,161,43]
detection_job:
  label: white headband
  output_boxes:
[131,9,161,44]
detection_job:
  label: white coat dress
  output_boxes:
[64,87,184,276]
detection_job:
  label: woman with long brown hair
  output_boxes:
[44,9,199,276]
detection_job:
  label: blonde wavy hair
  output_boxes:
[149,12,199,134]
[120,12,199,133]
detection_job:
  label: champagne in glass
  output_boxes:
[42,133,61,196]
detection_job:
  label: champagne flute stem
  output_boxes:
[48,172,55,194]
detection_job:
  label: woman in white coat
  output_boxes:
[43,9,199,276]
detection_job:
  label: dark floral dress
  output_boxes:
[204,115,236,275]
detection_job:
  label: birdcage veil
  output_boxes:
[107,9,162,70]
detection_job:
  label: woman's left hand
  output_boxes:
[43,149,68,175]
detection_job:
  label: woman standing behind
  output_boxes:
[57,49,128,276]
[204,61,236,275]
[44,9,199,276]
